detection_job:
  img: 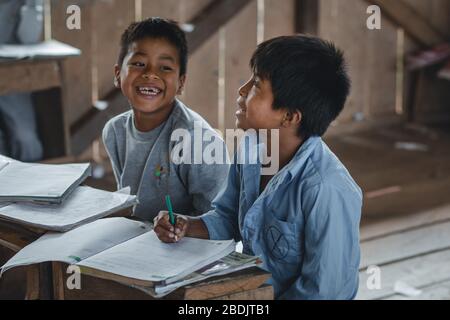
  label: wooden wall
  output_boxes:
[318,0,450,126]
[404,0,450,122]
[47,0,295,135]
[46,0,448,154]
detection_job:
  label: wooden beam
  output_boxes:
[364,0,447,47]
[186,0,253,54]
[295,0,319,34]
[70,89,128,155]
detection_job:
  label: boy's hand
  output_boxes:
[153,210,189,243]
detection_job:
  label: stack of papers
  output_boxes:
[0,186,137,232]
[1,218,260,297]
[148,251,261,297]
[0,160,91,204]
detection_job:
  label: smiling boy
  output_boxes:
[102,18,229,220]
[154,35,362,300]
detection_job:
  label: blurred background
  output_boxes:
[1,0,450,300]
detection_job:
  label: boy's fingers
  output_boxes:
[174,217,189,237]
[154,224,177,243]
[154,211,174,232]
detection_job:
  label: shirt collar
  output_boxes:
[285,136,321,181]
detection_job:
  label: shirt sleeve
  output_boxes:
[178,130,231,215]
[102,121,122,190]
[199,157,241,241]
[279,182,362,300]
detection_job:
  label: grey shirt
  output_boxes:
[102,99,230,221]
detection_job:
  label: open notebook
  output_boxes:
[0,186,137,232]
[0,159,90,204]
[0,218,238,288]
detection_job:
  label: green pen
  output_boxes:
[165,195,176,226]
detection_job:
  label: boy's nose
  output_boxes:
[142,73,160,80]
[238,78,253,97]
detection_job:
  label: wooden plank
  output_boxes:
[70,89,128,155]
[224,0,257,131]
[365,0,446,47]
[385,279,450,300]
[34,88,67,158]
[428,0,450,38]
[0,220,42,251]
[179,0,220,128]
[0,247,27,299]
[185,0,253,54]
[52,262,65,300]
[318,0,367,123]
[213,284,273,300]
[364,16,398,118]
[51,0,94,127]
[0,60,61,96]
[60,262,269,300]
[360,220,450,270]
[295,0,318,34]
[180,268,270,300]
[264,0,295,40]
[319,0,398,123]
[363,176,450,219]
[357,249,450,300]
[92,0,135,100]
[25,265,40,300]
[179,0,212,22]
[402,6,450,125]
[361,203,450,242]
[141,0,181,21]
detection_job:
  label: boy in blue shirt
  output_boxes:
[154,35,362,299]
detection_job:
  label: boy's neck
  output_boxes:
[132,101,175,132]
[267,129,304,171]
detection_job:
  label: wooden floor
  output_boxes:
[326,122,450,300]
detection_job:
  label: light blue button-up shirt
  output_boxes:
[200,136,362,300]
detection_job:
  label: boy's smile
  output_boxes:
[115,37,185,130]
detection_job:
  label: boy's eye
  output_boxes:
[161,65,173,72]
[129,61,145,67]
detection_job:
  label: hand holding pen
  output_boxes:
[153,195,189,243]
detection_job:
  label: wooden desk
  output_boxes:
[0,58,70,158]
[52,263,273,300]
[0,219,52,300]
[0,207,134,300]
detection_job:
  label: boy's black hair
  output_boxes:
[250,35,350,139]
[118,17,188,76]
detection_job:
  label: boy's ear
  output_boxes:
[282,110,302,128]
[114,64,121,88]
[177,74,187,95]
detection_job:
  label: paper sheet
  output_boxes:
[0,160,9,172]
[0,186,138,231]
[0,155,14,163]
[152,252,260,297]
[78,231,235,284]
[0,162,90,202]
[0,218,150,275]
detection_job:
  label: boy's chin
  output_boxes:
[132,102,170,114]
[236,119,250,131]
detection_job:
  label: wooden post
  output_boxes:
[295,0,319,34]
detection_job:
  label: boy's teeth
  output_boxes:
[138,87,161,95]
